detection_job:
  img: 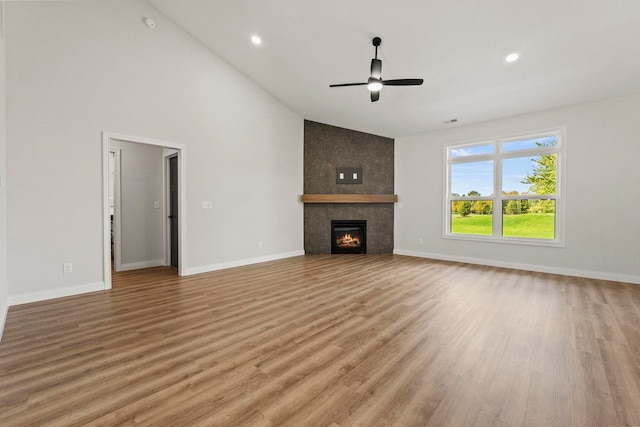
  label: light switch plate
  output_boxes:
[336,167,363,184]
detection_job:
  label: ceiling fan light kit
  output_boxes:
[330,36,423,102]
[367,79,383,92]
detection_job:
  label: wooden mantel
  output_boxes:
[301,194,398,204]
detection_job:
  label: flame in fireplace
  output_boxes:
[336,233,361,248]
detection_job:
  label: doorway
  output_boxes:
[102,132,187,290]
[168,154,179,268]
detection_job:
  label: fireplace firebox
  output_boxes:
[331,220,367,254]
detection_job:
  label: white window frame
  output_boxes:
[444,127,566,247]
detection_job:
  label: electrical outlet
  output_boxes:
[258,241,263,249]
[202,201,213,209]
[63,262,73,274]
[418,238,424,245]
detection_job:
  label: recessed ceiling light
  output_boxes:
[251,35,262,45]
[505,53,519,63]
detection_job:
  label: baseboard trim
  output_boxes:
[119,259,166,272]
[393,249,640,285]
[8,282,105,306]
[185,250,305,276]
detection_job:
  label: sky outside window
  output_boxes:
[502,157,537,194]
[449,144,493,158]
[451,161,493,196]
[502,135,557,152]
[450,136,558,197]
[452,158,540,196]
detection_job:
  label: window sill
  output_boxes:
[443,233,565,248]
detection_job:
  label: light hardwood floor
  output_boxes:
[1,255,639,426]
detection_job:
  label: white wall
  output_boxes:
[5,0,303,304]
[0,2,9,338]
[110,139,164,270]
[395,93,640,284]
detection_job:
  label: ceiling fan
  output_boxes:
[330,37,423,102]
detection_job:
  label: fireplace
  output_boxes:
[331,220,367,254]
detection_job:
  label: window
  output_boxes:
[445,129,564,246]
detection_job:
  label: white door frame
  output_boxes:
[102,132,187,289]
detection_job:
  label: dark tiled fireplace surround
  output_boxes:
[303,120,395,254]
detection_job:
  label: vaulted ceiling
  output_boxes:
[147,0,640,138]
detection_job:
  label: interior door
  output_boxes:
[169,155,179,268]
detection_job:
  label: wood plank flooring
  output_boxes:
[1,255,640,426]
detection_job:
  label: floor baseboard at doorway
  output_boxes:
[119,259,166,272]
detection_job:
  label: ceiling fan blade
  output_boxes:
[382,78,424,86]
[329,82,367,87]
[371,91,380,102]
[370,59,382,79]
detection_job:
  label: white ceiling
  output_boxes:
[147,0,640,138]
